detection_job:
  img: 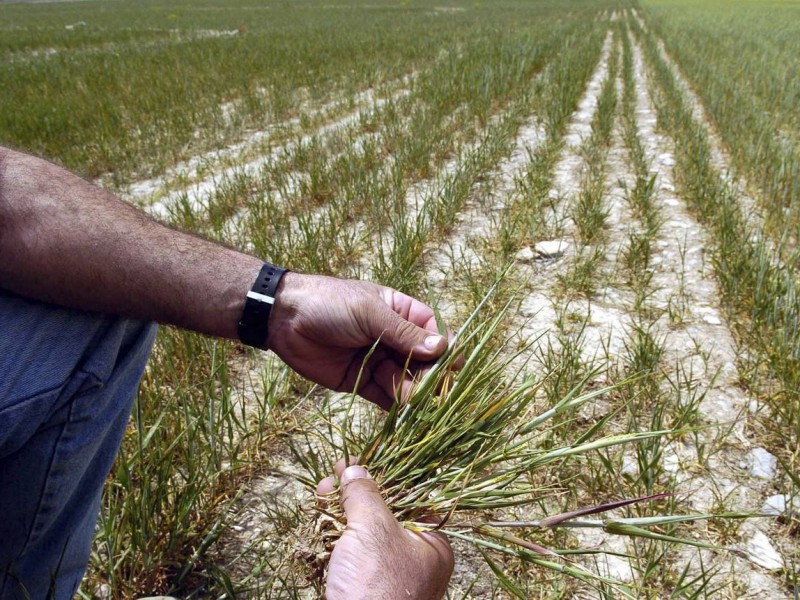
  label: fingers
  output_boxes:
[337,465,400,533]
[318,461,454,600]
[387,289,457,342]
[410,531,455,597]
[335,347,412,409]
[380,288,462,372]
[333,456,359,478]
[338,342,455,409]
[317,457,359,496]
[316,476,337,495]
[369,289,447,361]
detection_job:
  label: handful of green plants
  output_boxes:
[297,290,748,597]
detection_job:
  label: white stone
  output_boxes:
[762,494,800,519]
[96,585,112,600]
[622,454,638,477]
[596,553,635,582]
[534,240,569,259]
[745,530,783,571]
[747,448,778,480]
[702,313,721,325]
[515,246,535,262]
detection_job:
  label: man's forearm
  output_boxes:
[0,147,264,339]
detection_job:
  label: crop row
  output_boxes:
[642,0,800,247]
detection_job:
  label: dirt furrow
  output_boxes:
[651,36,764,229]
[514,32,613,361]
[630,33,789,597]
[549,34,613,233]
[502,30,627,586]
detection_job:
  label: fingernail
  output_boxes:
[424,335,443,350]
[340,465,370,486]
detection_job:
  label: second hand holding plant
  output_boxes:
[299,282,759,598]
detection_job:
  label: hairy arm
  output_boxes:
[0,147,449,407]
[0,147,263,339]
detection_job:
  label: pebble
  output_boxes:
[622,454,638,477]
[746,447,778,480]
[744,530,783,571]
[515,246,535,262]
[761,494,800,520]
[95,585,111,600]
[520,293,554,320]
[534,240,569,259]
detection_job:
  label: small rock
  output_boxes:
[95,584,111,600]
[702,313,721,325]
[745,530,783,571]
[515,246,535,262]
[621,454,638,477]
[138,597,180,600]
[762,494,800,520]
[747,448,778,480]
[534,240,569,259]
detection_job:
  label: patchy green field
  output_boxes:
[2,0,799,597]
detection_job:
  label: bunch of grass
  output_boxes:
[297,287,748,597]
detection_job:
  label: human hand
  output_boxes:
[266,273,450,409]
[316,460,454,600]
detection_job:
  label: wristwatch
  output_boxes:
[237,262,288,348]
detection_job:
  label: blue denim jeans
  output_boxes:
[0,289,156,599]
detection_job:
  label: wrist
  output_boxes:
[264,271,306,351]
[237,262,289,349]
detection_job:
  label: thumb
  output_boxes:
[369,304,447,360]
[338,466,401,533]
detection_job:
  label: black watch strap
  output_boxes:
[237,262,288,348]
